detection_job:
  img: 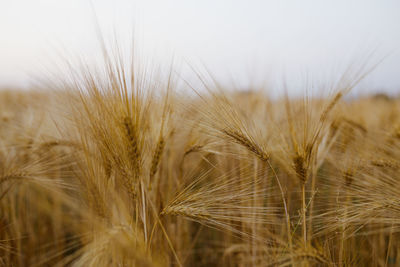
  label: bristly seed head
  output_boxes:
[222,129,269,162]
[162,205,211,220]
[150,136,165,179]
[123,116,141,175]
[293,154,307,184]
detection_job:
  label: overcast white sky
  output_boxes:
[1,0,400,95]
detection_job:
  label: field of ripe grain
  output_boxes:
[0,52,399,267]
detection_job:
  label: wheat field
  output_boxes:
[0,47,399,267]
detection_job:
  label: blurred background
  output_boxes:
[0,0,399,95]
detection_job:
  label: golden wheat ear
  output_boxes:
[163,163,286,244]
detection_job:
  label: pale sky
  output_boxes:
[1,0,400,95]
